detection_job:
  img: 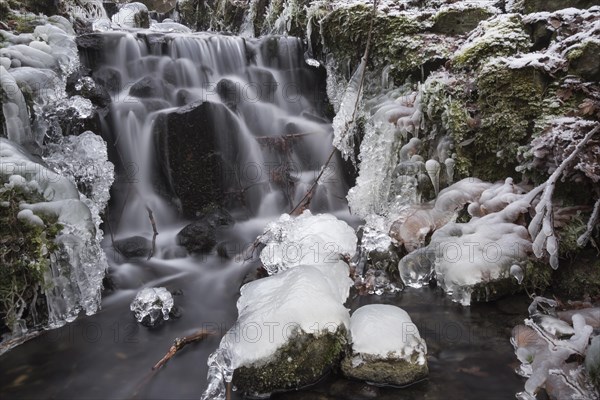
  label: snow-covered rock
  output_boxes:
[259,210,357,274]
[202,261,353,398]
[341,304,428,386]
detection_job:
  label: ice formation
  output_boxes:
[348,304,427,365]
[512,297,599,400]
[111,2,150,28]
[398,180,539,305]
[331,58,367,165]
[258,210,357,274]
[346,87,423,221]
[202,261,353,400]
[0,138,110,328]
[130,287,174,326]
[0,16,82,149]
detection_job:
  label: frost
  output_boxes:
[130,287,174,326]
[258,210,357,274]
[512,298,599,400]
[349,304,427,365]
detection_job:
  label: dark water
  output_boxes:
[0,270,526,400]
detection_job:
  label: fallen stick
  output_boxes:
[152,329,214,370]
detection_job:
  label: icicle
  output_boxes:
[444,158,455,183]
[331,58,367,165]
[425,159,441,195]
[510,264,524,284]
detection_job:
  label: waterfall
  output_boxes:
[80,30,350,260]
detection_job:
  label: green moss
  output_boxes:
[567,40,600,82]
[320,5,444,83]
[0,185,62,334]
[551,251,600,299]
[452,15,531,69]
[421,72,476,178]
[472,60,547,181]
[341,352,428,386]
[430,6,495,35]
[232,326,347,395]
[522,259,552,294]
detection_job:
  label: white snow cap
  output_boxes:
[259,210,358,274]
[224,261,353,369]
[350,304,427,365]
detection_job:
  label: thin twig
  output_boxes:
[145,206,159,260]
[152,329,214,370]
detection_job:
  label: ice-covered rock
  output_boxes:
[0,138,109,334]
[258,210,357,274]
[112,2,150,29]
[341,304,428,386]
[130,287,174,327]
[399,190,536,305]
[202,261,352,398]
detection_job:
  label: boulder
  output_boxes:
[156,100,241,218]
[233,327,348,395]
[129,75,165,98]
[114,236,152,258]
[341,305,428,386]
[176,221,216,254]
[567,40,600,82]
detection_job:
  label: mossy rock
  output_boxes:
[232,327,347,396]
[551,250,600,299]
[341,353,428,386]
[522,0,600,13]
[430,7,495,35]
[472,60,547,181]
[319,4,450,83]
[452,15,531,70]
[567,40,600,82]
[0,185,62,335]
[470,277,522,303]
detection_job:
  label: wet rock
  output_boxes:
[232,327,347,396]
[92,66,122,94]
[129,76,165,98]
[216,78,241,109]
[341,305,428,387]
[176,221,217,254]
[130,287,174,327]
[156,100,241,218]
[114,236,152,259]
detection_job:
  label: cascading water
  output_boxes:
[82,31,350,249]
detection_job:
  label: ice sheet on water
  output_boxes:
[258,210,357,274]
[130,287,174,326]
